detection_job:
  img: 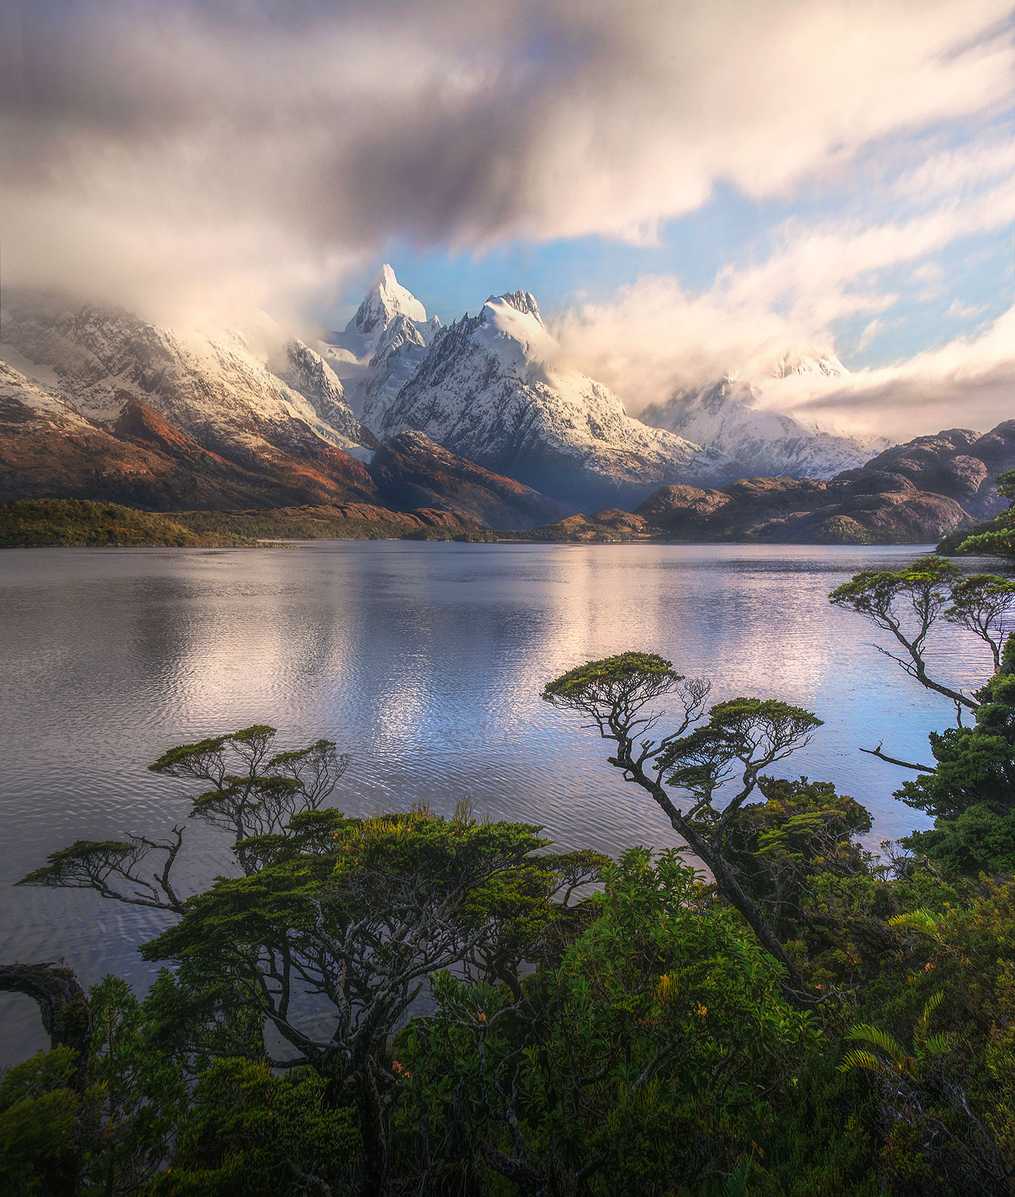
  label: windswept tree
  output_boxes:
[18,726,349,910]
[141,807,602,1195]
[830,555,1015,876]
[542,652,821,1008]
[15,727,607,1196]
[828,556,1015,731]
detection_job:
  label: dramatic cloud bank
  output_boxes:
[551,145,1015,437]
[1,0,1012,434]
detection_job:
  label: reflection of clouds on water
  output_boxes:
[0,540,999,1066]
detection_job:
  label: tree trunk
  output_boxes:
[0,963,92,1086]
[671,820,815,1011]
[355,1067,394,1197]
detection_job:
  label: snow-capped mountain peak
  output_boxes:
[489,291,544,323]
[772,352,848,380]
[474,294,558,375]
[376,286,731,509]
[640,357,890,482]
[345,264,427,337]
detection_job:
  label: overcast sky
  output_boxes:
[1,0,1012,437]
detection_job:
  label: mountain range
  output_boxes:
[640,368,891,481]
[1,266,1010,541]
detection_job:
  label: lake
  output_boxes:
[0,540,999,1066]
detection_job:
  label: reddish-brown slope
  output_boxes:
[1,392,381,510]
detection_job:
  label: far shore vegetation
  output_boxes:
[7,471,1015,554]
[0,499,494,548]
[0,499,253,548]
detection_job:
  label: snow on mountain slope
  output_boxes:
[379,291,730,509]
[640,361,891,481]
[317,265,441,422]
[0,295,375,468]
[348,263,427,336]
[361,312,442,430]
[0,358,93,431]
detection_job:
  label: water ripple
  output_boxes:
[0,541,1001,1065]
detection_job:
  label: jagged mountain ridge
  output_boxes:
[640,364,891,481]
[0,295,376,478]
[376,289,730,510]
[317,266,442,420]
[361,312,443,430]
[341,268,889,504]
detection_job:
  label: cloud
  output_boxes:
[943,298,989,318]
[554,273,1015,440]
[781,306,1015,438]
[551,156,1015,437]
[0,0,1012,319]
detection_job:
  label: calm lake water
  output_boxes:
[0,541,1001,1066]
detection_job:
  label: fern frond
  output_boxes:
[914,990,944,1047]
[839,1049,889,1076]
[888,909,940,935]
[846,1024,907,1061]
[921,1033,952,1059]
[721,1154,753,1197]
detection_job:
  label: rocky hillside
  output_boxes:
[370,431,572,530]
[0,360,569,529]
[0,369,379,509]
[627,422,1015,543]
[849,426,1015,520]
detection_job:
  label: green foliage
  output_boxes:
[13,655,1015,1196]
[542,651,684,706]
[950,468,1015,558]
[0,1047,91,1197]
[87,976,188,1195]
[136,803,595,1193]
[173,507,494,543]
[841,883,1015,1194]
[20,726,350,908]
[722,777,873,934]
[659,700,822,805]
[401,849,818,1195]
[0,498,247,547]
[149,1059,359,1196]
[828,555,962,620]
[898,635,1015,874]
[839,993,950,1082]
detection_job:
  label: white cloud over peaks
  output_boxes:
[0,0,1012,319]
[553,155,1015,437]
[556,280,1015,441]
[783,306,1015,438]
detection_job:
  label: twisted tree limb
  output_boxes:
[0,963,92,1087]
